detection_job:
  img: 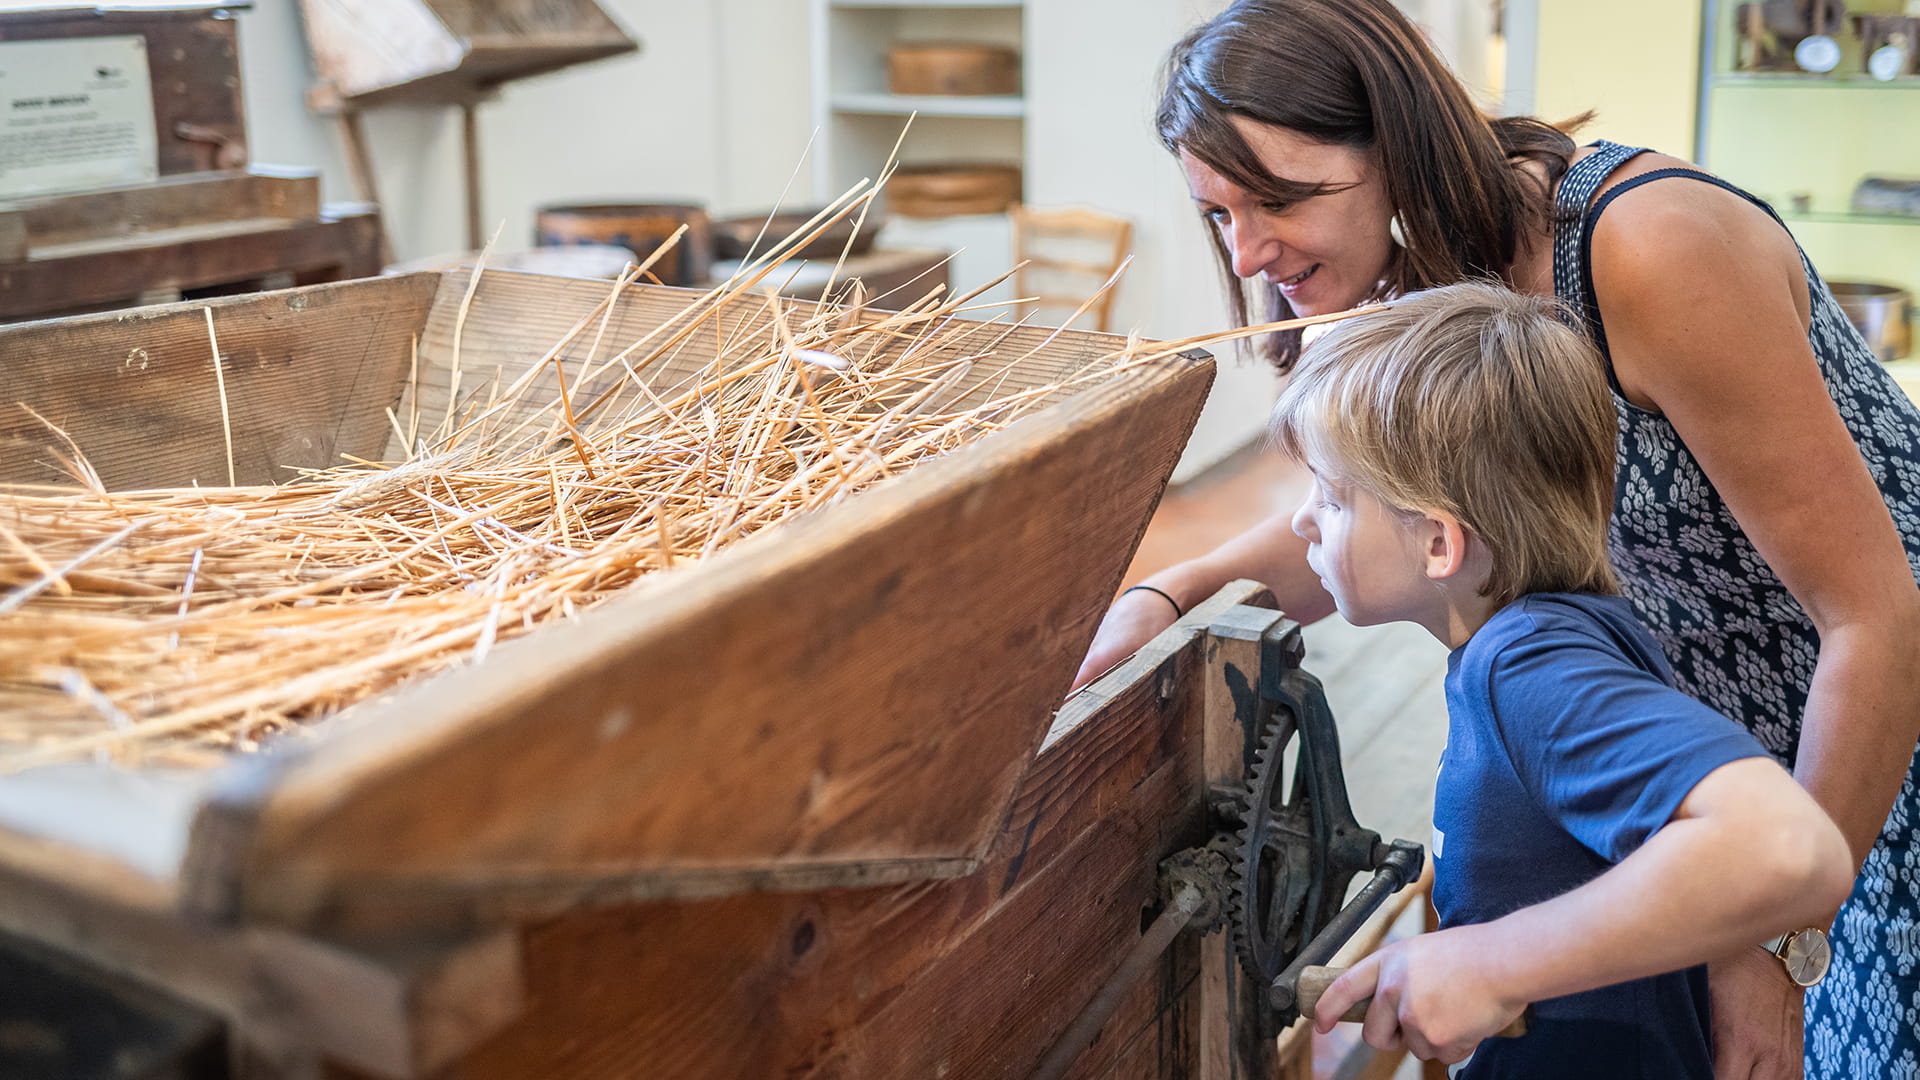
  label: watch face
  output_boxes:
[1784,930,1832,987]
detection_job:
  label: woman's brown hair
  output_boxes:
[1157,0,1582,372]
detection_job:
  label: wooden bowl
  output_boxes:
[887,42,1020,96]
[889,163,1022,218]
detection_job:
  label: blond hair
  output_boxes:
[1269,281,1619,608]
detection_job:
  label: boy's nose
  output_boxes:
[1290,498,1317,542]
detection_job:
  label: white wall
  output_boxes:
[235,0,1497,483]
[1024,0,1268,481]
[240,0,815,261]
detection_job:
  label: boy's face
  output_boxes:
[1289,467,1440,629]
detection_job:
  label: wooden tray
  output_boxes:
[0,269,1212,933]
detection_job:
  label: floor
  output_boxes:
[1119,443,1449,1080]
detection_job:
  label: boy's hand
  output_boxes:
[1312,928,1527,1064]
[1708,946,1804,1079]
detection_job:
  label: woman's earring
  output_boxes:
[1388,213,1408,249]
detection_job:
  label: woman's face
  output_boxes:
[1179,118,1397,317]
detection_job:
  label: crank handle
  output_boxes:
[1296,964,1532,1038]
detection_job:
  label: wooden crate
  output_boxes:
[0,269,1214,936]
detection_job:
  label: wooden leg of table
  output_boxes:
[461,101,482,252]
[337,109,393,267]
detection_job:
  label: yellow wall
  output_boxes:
[1533,0,1701,155]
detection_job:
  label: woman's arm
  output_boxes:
[1588,178,1920,1078]
[1314,757,1855,1062]
[1590,176,1920,871]
[1070,506,1337,689]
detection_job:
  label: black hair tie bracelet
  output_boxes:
[1122,584,1183,618]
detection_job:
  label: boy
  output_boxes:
[1274,282,1853,1077]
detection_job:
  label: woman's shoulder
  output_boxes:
[1580,151,1788,261]
[1579,150,1807,341]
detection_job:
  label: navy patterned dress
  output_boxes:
[1554,141,1920,1078]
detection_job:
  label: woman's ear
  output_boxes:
[1422,513,1471,582]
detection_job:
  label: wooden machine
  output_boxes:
[0,260,1425,1077]
[0,3,382,323]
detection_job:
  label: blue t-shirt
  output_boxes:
[1434,592,1769,1080]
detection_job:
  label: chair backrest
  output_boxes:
[1010,205,1133,334]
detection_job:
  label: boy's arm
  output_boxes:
[1313,756,1854,1064]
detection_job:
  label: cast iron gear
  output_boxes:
[1225,707,1314,986]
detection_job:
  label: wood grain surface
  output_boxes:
[0,273,433,489]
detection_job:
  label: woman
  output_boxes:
[1077,2,1920,1076]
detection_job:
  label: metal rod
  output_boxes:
[1268,845,1421,1013]
[1027,882,1204,1080]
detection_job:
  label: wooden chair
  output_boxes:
[1010,204,1133,333]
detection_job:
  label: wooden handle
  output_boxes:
[1296,965,1531,1038]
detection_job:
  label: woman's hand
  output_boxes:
[1070,588,1182,691]
[1068,506,1337,694]
[1311,928,1525,1064]
[1708,947,1805,1080]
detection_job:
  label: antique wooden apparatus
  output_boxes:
[0,3,383,322]
[0,265,1422,1078]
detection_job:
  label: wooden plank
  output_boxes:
[303,584,1268,1079]
[0,828,523,1079]
[0,172,323,254]
[0,272,436,490]
[179,328,1213,929]
[0,210,386,320]
[297,0,636,106]
[1197,600,1287,1080]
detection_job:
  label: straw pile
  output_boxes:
[0,183,1157,772]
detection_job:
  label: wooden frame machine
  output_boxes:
[0,268,1426,1078]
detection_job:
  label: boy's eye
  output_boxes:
[1260,200,1294,215]
[1201,206,1229,224]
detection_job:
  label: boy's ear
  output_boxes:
[1422,513,1472,582]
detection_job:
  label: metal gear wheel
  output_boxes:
[1226,707,1314,986]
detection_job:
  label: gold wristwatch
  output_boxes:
[1761,927,1832,987]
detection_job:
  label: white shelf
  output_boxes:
[831,92,1025,118]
